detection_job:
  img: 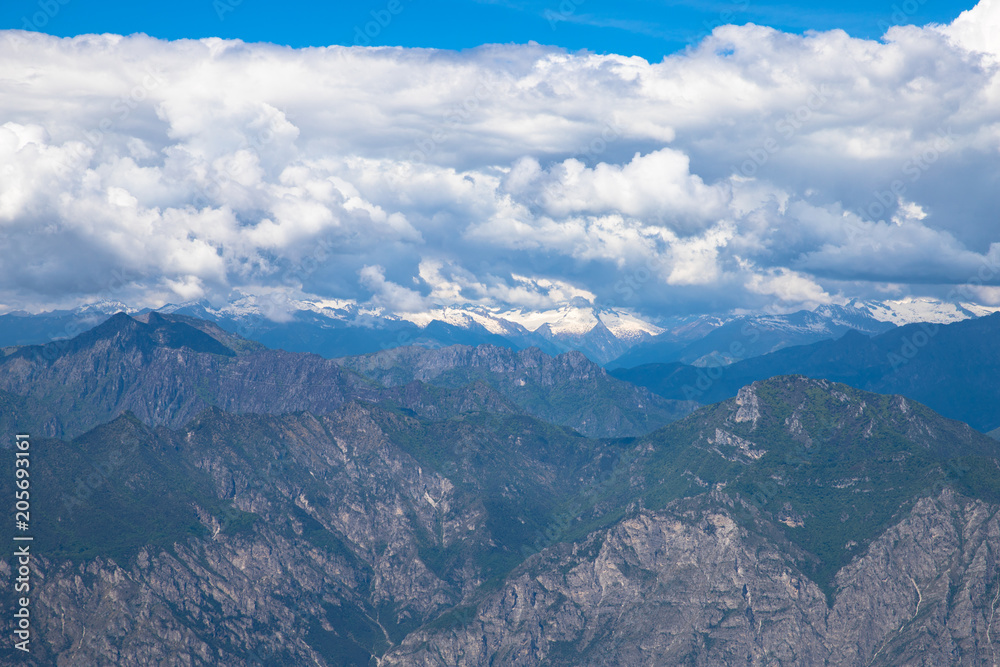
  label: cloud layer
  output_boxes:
[1,1,999,318]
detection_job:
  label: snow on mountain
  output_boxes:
[398,306,534,338]
[964,303,1000,317]
[155,295,999,360]
[290,297,361,317]
[168,295,379,323]
[10,294,997,365]
[76,299,141,315]
[486,305,663,340]
[853,298,1000,326]
[496,305,602,337]
[596,308,666,341]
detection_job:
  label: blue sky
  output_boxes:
[1,0,976,61]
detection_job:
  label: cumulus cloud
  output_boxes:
[359,264,429,313]
[0,3,999,319]
[746,268,837,310]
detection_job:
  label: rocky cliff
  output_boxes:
[384,489,1000,666]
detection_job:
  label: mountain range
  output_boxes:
[2,296,997,367]
[3,313,1000,664]
[0,312,683,440]
[611,312,1000,433]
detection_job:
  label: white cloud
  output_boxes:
[666,223,735,286]
[746,268,837,310]
[518,149,729,228]
[942,0,1000,62]
[359,264,429,313]
[0,3,998,317]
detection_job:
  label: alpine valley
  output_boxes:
[2,310,1000,665]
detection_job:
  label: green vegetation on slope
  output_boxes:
[30,413,252,561]
[575,376,1000,599]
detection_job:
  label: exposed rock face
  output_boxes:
[0,407,461,665]
[0,399,624,666]
[10,538,368,666]
[9,487,1000,666]
[384,490,1000,666]
[733,384,761,425]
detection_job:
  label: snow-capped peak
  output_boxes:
[856,298,1000,326]
[595,308,665,341]
[78,299,139,315]
[497,305,601,337]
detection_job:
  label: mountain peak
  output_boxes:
[719,374,992,464]
[11,310,240,367]
[95,310,139,332]
[639,374,998,596]
[43,311,143,357]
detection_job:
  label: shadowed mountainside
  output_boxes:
[336,344,696,438]
[0,312,686,439]
[611,313,1000,432]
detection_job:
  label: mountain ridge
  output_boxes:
[611,313,1000,433]
[4,296,997,366]
[0,312,686,439]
